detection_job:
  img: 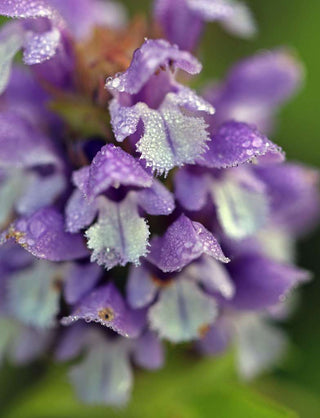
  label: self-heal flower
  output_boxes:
[0,0,318,408]
[106,38,215,175]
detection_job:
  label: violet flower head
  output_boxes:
[0,0,319,406]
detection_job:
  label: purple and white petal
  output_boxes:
[148,214,229,273]
[154,0,254,51]
[55,323,88,361]
[4,207,88,261]
[228,254,310,310]
[1,65,53,126]
[174,168,210,211]
[148,279,217,342]
[0,111,61,169]
[65,189,98,233]
[70,340,132,405]
[16,172,66,215]
[0,23,24,94]
[7,261,60,328]
[64,262,101,305]
[9,326,52,364]
[137,179,175,215]
[135,96,211,175]
[86,195,149,269]
[154,0,204,51]
[0,170,25,228]
[218,1,256,38]
[61,283,146,338]
[23,27,61,65]
[133,331,164,370]
[186,0,234,20]
[109,98,142,142]
[106,39,202,95]
[185,256,235,299]
[127,265,158,309]
[198,121,284,169]
[196,317,233,355]
[236,316,287,380]
[83,144,152,199]
[0,0,61,21]
[212,172,269,239]
[255,163,320,235]
[48,0,127,40]
[208,49,303,131]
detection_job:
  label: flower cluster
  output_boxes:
[0,0,319,406]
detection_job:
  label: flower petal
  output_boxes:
[135,97,211,175]
[137,179,175,215]
[228,254,310,310]
[23,27,61,65]
[86,195,149,269]
[198,121,284,169]
[148,214,229,273]
[196,317,233,355]
[174,167,210,211]
[108,98,142,142]
[48,0,127,39]
[207,49,303,131]
[218,1,256,38]
[64,262,101,305]
[82,144,152,199]
[0,23,24,94]
[185,256,235,299]
[7,261,60,328]
[9,325,52,365]
[212,173,269,239]
[236,316,287,380]
[127,265,158,309]
[148,279,217,342]
[133,331,164,370]
[16,172,66,215]
[70,340,132,405]
[105,38,201,95]
[61,283,145,338]
[255,163,320,235]
[65,189,98,233]
[3,207,89,261]
[0,111,61,169]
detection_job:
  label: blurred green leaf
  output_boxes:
[1,351,296,418]
[49,97,110,138]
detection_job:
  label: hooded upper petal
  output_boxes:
[76,144,152,200]
[61,283,145,338]
[228,254,310,310]
[198,121,284,169]
[154,0,255,51]
[2,207,89,261]
[106,38,202,95]
[206,49,303,131]
[148,214,229,272]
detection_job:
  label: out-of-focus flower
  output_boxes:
[0,0,318,406]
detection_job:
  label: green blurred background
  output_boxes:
[1,1,320,417]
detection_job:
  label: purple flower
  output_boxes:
[0,0,318,407]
